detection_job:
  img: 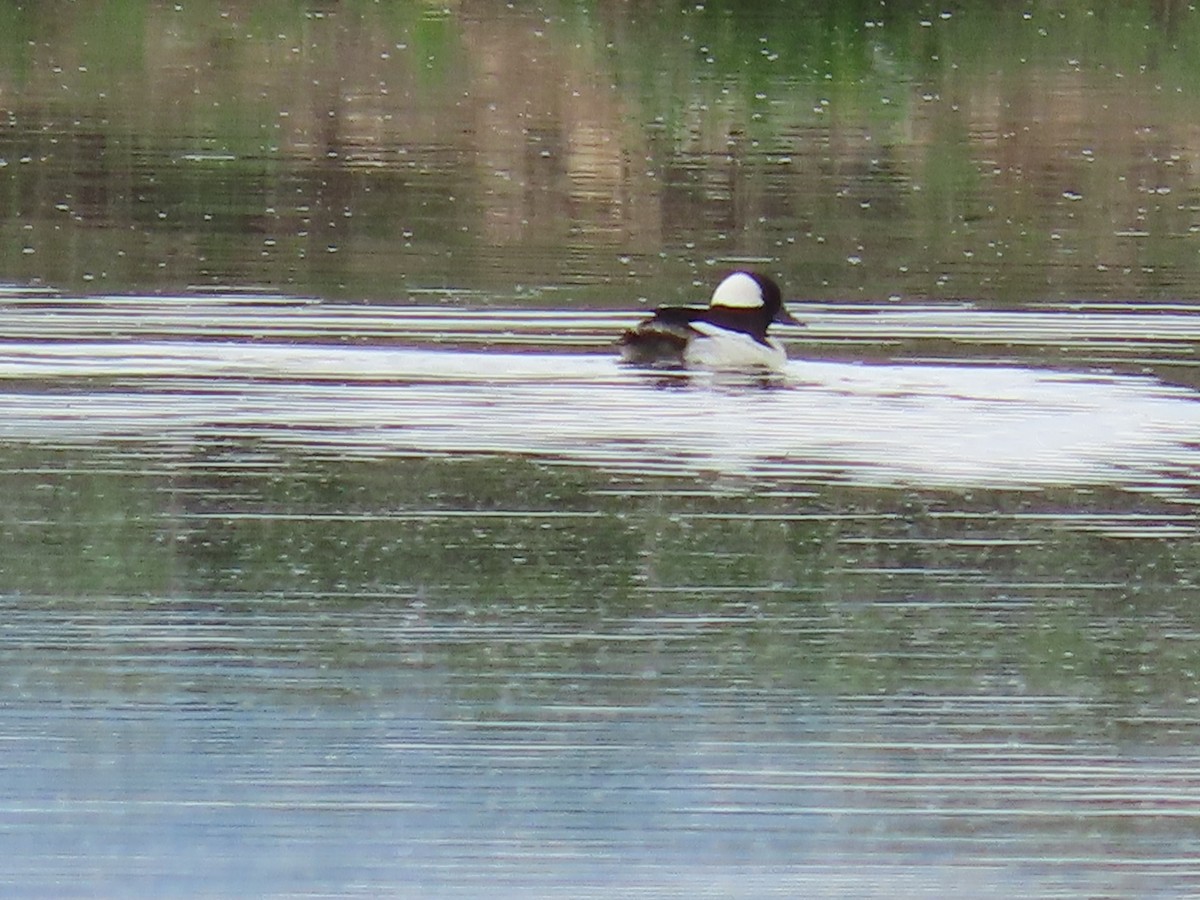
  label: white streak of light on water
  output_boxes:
[0,341,1197,494]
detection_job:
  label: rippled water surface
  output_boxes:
[3,1,1200,897]
[3,296,1199,897]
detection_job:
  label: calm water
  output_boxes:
[3,2,1200,897]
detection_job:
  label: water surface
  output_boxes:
[2,295,1199,897]
[3,1,1200,897]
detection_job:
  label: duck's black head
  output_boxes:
[709,271,799,326]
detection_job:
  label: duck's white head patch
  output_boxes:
[709,271,764,309]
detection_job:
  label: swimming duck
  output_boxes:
[617,271,799,370]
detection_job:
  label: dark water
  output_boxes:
[2,2,1200,897]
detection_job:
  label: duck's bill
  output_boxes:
[774,304,802,326]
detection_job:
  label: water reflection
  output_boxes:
[5,1,1200,303]
[4,446,1200,894]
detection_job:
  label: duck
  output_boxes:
[617,271,800,370]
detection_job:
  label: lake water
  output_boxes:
[2,2,1200,897]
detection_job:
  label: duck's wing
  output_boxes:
[644,306,707,328]
[616,306,704,367]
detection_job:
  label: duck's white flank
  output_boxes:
[682,321,788,370]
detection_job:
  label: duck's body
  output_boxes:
[617,271,798,371]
